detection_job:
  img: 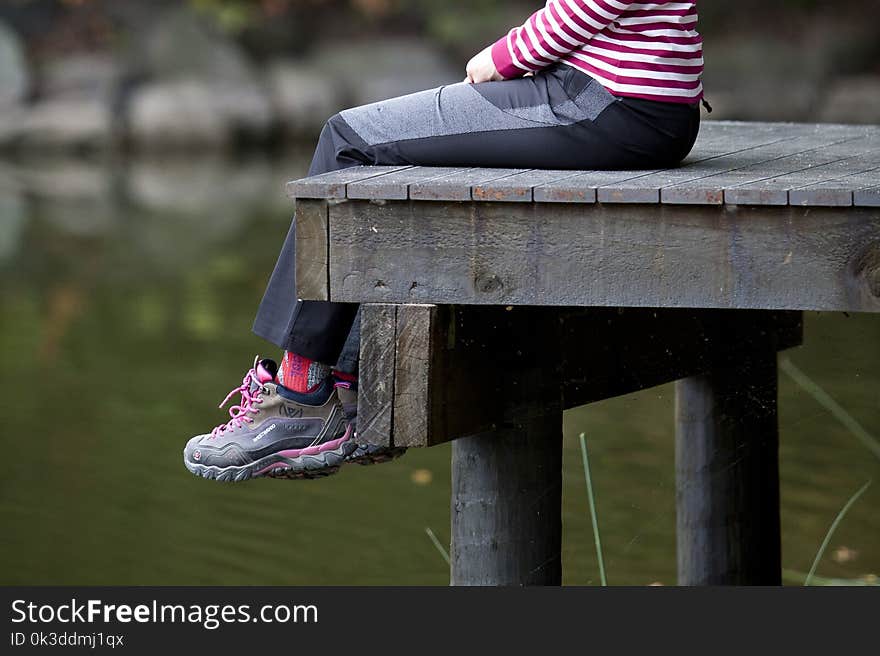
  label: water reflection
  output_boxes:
[1,153,877,585]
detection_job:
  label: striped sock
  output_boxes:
[279,351,330,393]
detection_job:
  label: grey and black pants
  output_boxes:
[253,63,701,374]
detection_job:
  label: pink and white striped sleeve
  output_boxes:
[490,0,633,78]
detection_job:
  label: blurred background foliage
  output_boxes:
[3,0,879,62]
[1,0,879,153]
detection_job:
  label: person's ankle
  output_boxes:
[279,351,330,393]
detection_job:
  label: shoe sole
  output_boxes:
[183,439,356,483]
[345,444,408,466]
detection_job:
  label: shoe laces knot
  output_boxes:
[210,357,265,438]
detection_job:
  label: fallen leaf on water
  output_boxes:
[411,469,433,485]
[832,546,858,563]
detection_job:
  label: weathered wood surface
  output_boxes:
[287,165,410,199]
[357,304,802,447]
[357,304,560,447]
[292,199,329,302]
[321,201,880,313]
[289,122,880,312]
[392,304,440,447]
[451,414,563,586]
[356,304,397,446]
[560,308,801,410]
[287,122,880,206]
[347,167,469,200]
[676,349,781,585]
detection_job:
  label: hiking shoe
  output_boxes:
[183,357,355,482]
[335,384,408,466]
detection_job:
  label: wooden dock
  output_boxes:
[287,121,880,586]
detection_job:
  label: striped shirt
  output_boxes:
[490,1,703,104]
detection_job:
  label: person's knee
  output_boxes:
[316,113,355,154]
[321,112,345,136]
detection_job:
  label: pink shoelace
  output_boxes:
[211,357,266,438]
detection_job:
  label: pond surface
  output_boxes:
[1,152,878,585]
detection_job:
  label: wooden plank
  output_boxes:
[658,134,864,205]
[855,186,880,207]
[409,167,527,201]
[346,166,470,200]
[356,304,397,447]
[719,148,864,206]
[451,415,563,585]
[792,168,880,207]
[790,168,880,207]
[560,308,802,410]
[726,139,880,205]
[533,176,600,203]
[293,199,329,302]
[758,141,880,206]
[326,200,880,312]
[392,304,437,447]
[341,121,804,204]
[660,132,865,205]
[534,122,811,205]
[787,152,880,206]
[676,347,781,585]
[473,169,580,202]
[536,168,657,203]
[286,166,410,199]
[599,126,840,204]
[383,306,561,447]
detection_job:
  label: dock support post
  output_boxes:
[450,413,563,586]
[675,349,781,585]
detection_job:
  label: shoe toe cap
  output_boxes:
[183,434,211,464]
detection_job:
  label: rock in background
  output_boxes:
[267,62,344,139]
[3,5,879,153]
[0,21,30,148]
[307,37,461,108]
[1,25,117,150]
[0,21,28,109]
[10,99,112,151]
[126,9,272,149]
[703,19,880,123]
[818,76,880,124]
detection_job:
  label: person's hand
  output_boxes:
[464,45,504,84]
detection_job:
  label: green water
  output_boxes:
[1,154,878,586]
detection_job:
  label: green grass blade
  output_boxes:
[579,432,607,586]
[780,358,880,462]
[805,480,872,586]
[425,527,450,566]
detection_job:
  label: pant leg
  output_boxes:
[333,306,361,375]
[253,64,700,369]
[251,119,372,365]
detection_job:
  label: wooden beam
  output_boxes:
[675,347,781,585]
[356,304,398,447]
[293,199,329,302]
[324,200,880,313]
[354,305,802,447]
[390,305,560,447]
[560,308,802,409]
[392,304,438,447]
